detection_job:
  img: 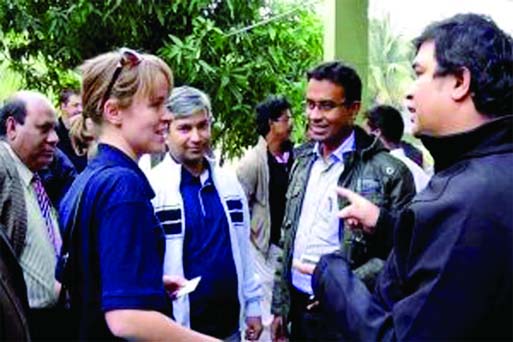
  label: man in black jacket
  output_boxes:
[313,13,513,340]
[56,88,87,172]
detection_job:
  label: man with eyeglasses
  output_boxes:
[146,86,263,341]
[271,61,416,341]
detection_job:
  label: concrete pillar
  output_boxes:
[323,0,368,106]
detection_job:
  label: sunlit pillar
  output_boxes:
[323,0,368,106]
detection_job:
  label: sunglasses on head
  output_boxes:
[100,48,143,109]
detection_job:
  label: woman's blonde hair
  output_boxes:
[69,115,96,157]
[77,47,173,128]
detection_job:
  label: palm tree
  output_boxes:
[368,15,413,108]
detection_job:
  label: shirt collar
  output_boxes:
[180,159,212,187]
[313,130,356,162]
[92,143,155,198]
[2,141,34,187]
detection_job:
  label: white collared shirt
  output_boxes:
[292,132,355,294]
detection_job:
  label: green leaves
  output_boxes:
[0,0,322,160]
[368,15,414,108]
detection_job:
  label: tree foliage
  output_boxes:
[368,15,414,108]
[0,0,322,159]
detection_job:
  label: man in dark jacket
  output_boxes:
[313,13,513,340]
[56,88,87,172]
[271,61,416,341]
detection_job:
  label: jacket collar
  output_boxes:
[421,115,513,173]
[352,125,388,160]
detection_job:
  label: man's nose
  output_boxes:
[308,107,322,121]
[47,129,59,144]
[190,128,201,141]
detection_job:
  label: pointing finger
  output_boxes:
[336,187,360,203]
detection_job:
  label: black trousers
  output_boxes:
[28,306,74,340]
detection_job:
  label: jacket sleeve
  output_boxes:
[235,149,258,207]
[312,252,390,341]
[384,159,416,211]
[237,179,262,318]
[270,222,290,317]
[313,204,512,341]
[370,158,416,259]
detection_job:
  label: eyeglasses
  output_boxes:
[100,48,143,109]
[305,99,346,112]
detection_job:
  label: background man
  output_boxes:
[0,91,64,339]
[147,86,263,341]
[271,61,416,341]
[364,104,430,192]
[313,13,513,340]
[56,88,87,172]
[236,95,294,340]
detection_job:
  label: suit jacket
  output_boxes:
[0,142,28,257]
[0,225,30,340]
[0,142,30,338]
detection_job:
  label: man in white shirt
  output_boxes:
[364,104,430,192]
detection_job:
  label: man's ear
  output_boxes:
[103,99,123,126]
[349,101,361,119]
[6,117,18,142]
[452,67,472,101]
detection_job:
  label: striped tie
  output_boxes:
[32,174,62,257]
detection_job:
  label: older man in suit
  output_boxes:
[0,90,64,339]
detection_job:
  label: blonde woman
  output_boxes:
[58,48,217,341]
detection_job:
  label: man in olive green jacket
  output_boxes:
[271,61,415,341]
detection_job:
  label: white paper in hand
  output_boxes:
[174,276,201,298]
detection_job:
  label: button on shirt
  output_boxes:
[3,142,60,308]
[292,132,355,294]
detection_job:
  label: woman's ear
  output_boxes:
[451,67,472,101]
[103,99,123,126]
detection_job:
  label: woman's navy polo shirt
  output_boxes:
[59,144,172,340]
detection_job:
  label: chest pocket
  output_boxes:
[226,197,244,226]
[155,207,182,236]
[355,178,386,207]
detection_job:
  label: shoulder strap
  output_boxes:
[56,164,112,284]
